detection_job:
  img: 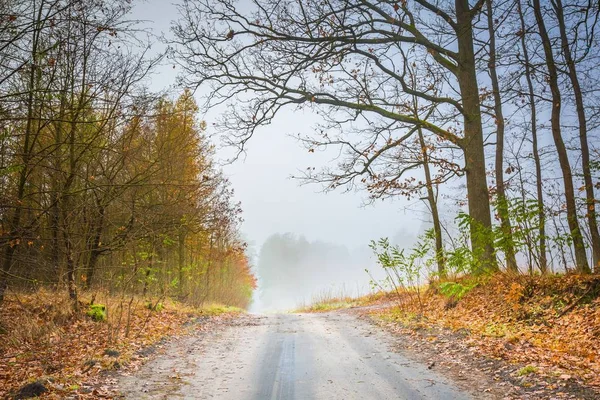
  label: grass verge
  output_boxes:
[0,288,243,399]
[295,289,392,312]
[370,273,600,389]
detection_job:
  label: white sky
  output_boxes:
[132,0,424,254]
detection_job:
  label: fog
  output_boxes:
[251,234,369,311]
[250,220,438,312]
[132,1,446,311]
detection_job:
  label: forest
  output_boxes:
[0,0,255,308]
[1,0,600,398]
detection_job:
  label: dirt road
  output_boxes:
[118,312,471,399]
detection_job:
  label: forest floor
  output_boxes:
[0,289,242,399]
[3,274,600,399]
[305,273,600,399]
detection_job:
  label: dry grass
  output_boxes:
[197,303,245,315]
[296,289,392,312]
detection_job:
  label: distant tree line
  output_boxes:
[257,233,371,309]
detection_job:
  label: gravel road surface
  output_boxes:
[119,312,470,399]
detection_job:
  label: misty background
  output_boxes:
[253,226,433,311]
[133,0,461,310]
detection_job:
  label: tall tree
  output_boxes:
[553,0,600,271]
[173,0,498,271]
[516,0,547,273]
[531,0,590,273]
[486,0,518,272]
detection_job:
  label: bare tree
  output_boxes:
[553,0,600,271]
[173,0,499,271]
[531,0,590,273]
[515,0,548,273]
[485,0,519,272]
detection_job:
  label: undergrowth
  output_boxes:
[296,290,391,313]
[375,273,600,388]
[198,304,244,315]
[0,288,243,398]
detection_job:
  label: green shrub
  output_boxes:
[199,304,243,315]
[86,304,107,321]
[146,301,164,312]
[517,365,538,376]
[369,235,433,313]
[439,281,477,301]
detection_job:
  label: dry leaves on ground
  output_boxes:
[0,289,241,399]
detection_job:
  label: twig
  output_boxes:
[557,285,594,318]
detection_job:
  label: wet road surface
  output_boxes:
[119,312,471,399]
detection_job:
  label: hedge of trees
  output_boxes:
[0,0,255,308]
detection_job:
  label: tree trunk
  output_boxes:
[517,0,547,273]
[554,0,600,271]
[455,0,497,273]
[0,3,43,303]
[417,128,446,276]
[143,246,154,297]
[61,175,78,304]
[178,229,186,295]
[50,193,61,280]
[61,192,78,304]
[85,205,105,289]
[64,232,78,302]
[486,0,518,272]
[50,72,68,283]
[532,0,590,273]
[202,236,214,305]
[61,90,81,304]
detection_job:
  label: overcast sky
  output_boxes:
[132,0,426,256]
